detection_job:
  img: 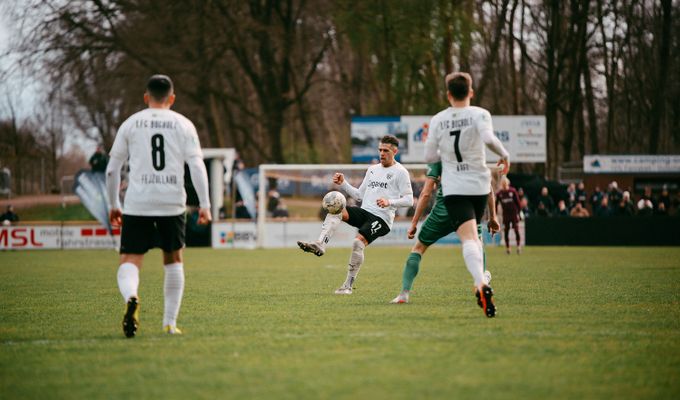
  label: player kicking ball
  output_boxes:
[297,135,414,294]
[391,161,500,305]
[106,75,211,337]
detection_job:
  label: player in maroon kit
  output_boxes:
[496,177,522,254]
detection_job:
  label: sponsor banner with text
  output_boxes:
[0,226,119,250]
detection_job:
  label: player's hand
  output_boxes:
[487,218,500,235]
[332,173,344,185]
[376,198,390,208]
[109,208,123,227]
[497,157,510,175]
[407,225,417,239]
[197,208,212,225]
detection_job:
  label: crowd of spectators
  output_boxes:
[515,181,679,219]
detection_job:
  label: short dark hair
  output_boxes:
[446,72,472,100]
[146,74,174,101]
[380,135,399,148]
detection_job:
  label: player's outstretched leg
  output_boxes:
[297,213,342,257]
[336,238,365,294]
[117,262,140,337]
[390,252,421,304]
[297,240,325,257]
[163,262,184,335]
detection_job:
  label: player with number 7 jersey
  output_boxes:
[424,72,509,318]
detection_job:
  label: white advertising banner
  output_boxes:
[0,225,119,250]
[584,155,680,173]
[352,115,546,163]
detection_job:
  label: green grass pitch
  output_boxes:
[1,246,679,399]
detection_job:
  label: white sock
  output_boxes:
[163,263,185,328]
[317,213,342,248]
[343,239,365,287]
[462,240,485,287]
[117,262,139,302]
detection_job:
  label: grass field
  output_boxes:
[1,246,679,399]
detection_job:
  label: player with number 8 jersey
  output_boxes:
[106,74,211,338]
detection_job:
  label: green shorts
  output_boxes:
[417,201,455,246]
[417,201,485,246]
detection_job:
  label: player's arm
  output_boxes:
[183,119,211,224]
[186,155,211,224]
[478,111,510,174]
[407,177,436,239]
[335,172,364,201]
[378,170,413,208]
[105,155,125,227]
[487,188,500,234]
[106,122,130,227]
[423,116,440,163]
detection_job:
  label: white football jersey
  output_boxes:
[426,106,499,195]
[109,108,203,216]
[356,162,413,228]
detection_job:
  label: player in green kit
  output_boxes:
[390,161,500,304]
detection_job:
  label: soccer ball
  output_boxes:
[322,191,346,214]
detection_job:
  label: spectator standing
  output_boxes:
[637,197,654,216]
[537,186,555,214]
[590,186,604,211]
[520,196,531,219]
[566,183,577,209]
[607,181,622,206]
[655,202,668,216]
[614,191,635,216]
[575,182,588,206]
[570,202,590,217]
[595,196,612,217]
[658,186,671,212]
[556,200,569,216]
[1,205,19,225]
[89,145,109,173]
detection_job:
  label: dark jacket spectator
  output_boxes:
[537,186,555,214]
[655,202,668,216]
[566,183,577,209]
[89,146,109,173]
[614,191,635,216]
[590,186,604,211]
[576,182,588,206]
[658,187,671,213]
[1,205,19,225]
[607,181,622,206]
[595,197,612,217]
[637,198,654,216]
[556,200,570,216]
[520,196,531,219]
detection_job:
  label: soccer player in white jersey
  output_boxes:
[106,75,211,337]
[424,72,509,318]
[297,135,414,294]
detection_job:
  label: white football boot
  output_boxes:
[390,291,409,304]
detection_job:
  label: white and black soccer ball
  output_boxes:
[322,191,346,214]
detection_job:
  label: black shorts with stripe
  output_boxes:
[120,214,186,254]
[442,194,488,232]
[345,206,390,244]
